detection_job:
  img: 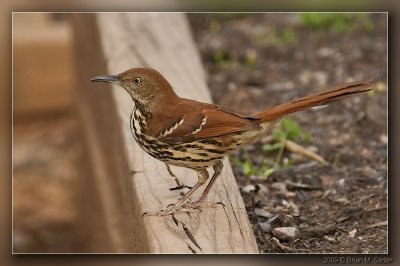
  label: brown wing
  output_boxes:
[146,99,260,144]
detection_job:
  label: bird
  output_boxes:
[91,68,373,216]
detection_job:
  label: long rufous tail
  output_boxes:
[253,79,374,123]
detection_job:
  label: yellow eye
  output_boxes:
[133,77,141,84]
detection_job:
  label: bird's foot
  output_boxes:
[180,199,225,210]
[143,203,199,217]
[143,199,225,217]
[142,208,177,217]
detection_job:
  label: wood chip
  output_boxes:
[241,184,256,194]
[323,235,336,243]
[254,208,273,218]
[272,227,299,241]
[301,223,337,238]
[271,237,293,251]
[349,229,357,238]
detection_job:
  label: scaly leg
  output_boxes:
[181,161,225,209]
[144,168,209,216]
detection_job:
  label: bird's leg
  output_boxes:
[181,161,225,209]
[144,169,209,216]
[198,161,223,202]
[165,163,192,191]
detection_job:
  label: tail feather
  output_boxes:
[253,79,374,123]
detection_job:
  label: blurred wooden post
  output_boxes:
[13,13,74,119]
[72,13,258,253]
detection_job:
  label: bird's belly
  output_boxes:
[156,137,248,169]
[131,122,264,169]
[132,136,227,169]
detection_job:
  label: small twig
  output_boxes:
[366,206,387,213]
[367,221,387,228]
[284,180,321,190]
[284,139,328,164]
[274,138,286,168]
[301,223,337,238]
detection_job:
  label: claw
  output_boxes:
[143,199,225,217]
[180,200,224,211]
[143,209,175,217]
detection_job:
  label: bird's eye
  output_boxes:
[133,77,141,84]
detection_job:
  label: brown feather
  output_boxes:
[253,80,374,123]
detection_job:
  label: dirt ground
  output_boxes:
[13,117,84,253]
[12,13,387,253]
[188,13,387,253]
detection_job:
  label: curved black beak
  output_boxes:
[90,75,118,83]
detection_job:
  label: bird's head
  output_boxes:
[91,68,179,109]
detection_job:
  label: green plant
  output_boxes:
[213,50,235,68]
[212,13,251,21]
[332,152,341,168]
[275,27,296,44]
[209,18,221,32]
[273,117,312,142]
[231,117,312,178]
[245,49,258,67]
[282,157,294,169]
[367,82,386,96]
[267,117,312,167]
[254,33,267,44]
[230,151,275,179]
[299,13,374,32]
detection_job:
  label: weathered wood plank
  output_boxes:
[72,14,146,253]
[74,13,258,253]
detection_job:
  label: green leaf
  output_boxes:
[279,27,296,44]
[282,118,302,140]
[242,160,254,176]
[262,168,275,178]
[262,143,283,152]
[282,157,293,168]
[299,13,374,33]
[273,129,288,141]
[274,117,312,142]
[229,155,242,166]
[303,132,313,142]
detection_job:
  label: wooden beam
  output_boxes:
[72,13,258,253]
[13,13,74,119]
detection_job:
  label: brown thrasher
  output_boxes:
[91,68,373,216]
